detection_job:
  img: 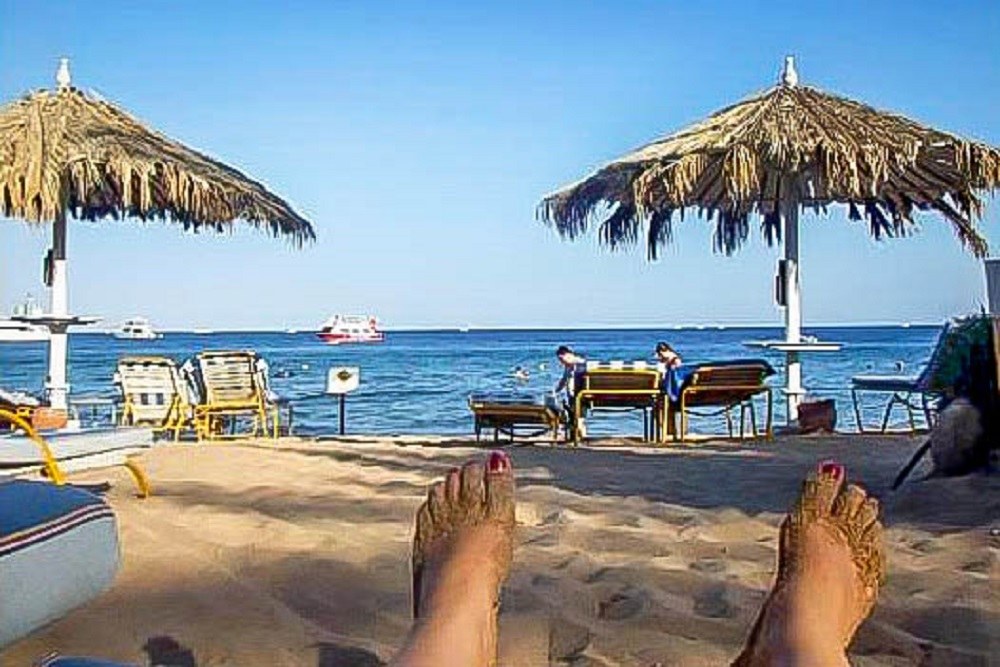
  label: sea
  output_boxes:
[0,326,938,437]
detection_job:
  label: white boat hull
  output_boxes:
[112,333,161,340]
[0,320,48,343]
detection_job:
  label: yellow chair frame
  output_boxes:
[0,408,151,498]
[194,351,279,442]
[573,367,663,445]
[668,365,774,443]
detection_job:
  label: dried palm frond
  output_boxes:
[0,86,314,244]
[540,83,999,258]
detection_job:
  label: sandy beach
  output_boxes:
[5,435,997,666]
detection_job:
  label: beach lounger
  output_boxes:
[0,480,120,649]
[573,362,662,445]
[667,361,775,442]
[850,320,973,433]
[468,392,562,442]
[115,356,191,440]
[193,350,279,441]
[0,408,152,498]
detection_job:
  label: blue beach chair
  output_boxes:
[850,323,953,433]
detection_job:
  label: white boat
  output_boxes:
[316,315,385,345]
[0,295,48,343]
[113,317,161,340]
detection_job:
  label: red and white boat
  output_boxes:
[316,315,385,345]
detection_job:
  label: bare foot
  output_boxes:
[392,451,515,667]
[734,462,886,666]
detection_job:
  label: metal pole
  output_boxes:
[46,208,70,411]
[339,394,346,436]
[783,197,803,423]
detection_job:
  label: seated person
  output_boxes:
[655,341,683,372]
[655,341,693,403]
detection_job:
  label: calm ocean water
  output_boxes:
[0,326,938,436]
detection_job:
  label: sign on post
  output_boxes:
[325,367,360,436]
[326,367,360,395]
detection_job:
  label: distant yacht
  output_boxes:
[114,317,161,340]
[192,328,214,335]
[0,295,48,343]
[316,315,385,345]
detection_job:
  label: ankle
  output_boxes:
[750,591,848,667]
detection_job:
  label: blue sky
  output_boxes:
[1,1,997,330]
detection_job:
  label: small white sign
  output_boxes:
[326,367,360,395]
[986,258,1000,316]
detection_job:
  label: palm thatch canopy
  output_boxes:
[0,85,315,244]
[539,77,999,258]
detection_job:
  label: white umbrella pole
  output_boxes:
[783,203,803,422]
[45,209,69,411]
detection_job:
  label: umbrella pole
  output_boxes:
[783,201,803,423]
[45,207,70,412]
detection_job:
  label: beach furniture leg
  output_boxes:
[679,394,689,443]
[851,387,866,433]
[904,393,917,434]
[879,395,898,433]
[765,389,774,441]
[921,393,934,429]
[124,457,152,499]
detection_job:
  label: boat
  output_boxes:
[316,315,385,345]
[0,295,48,343]
[113,317,161,340]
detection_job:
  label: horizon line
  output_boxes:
[80,320,945,335]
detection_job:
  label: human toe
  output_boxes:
[485,451,515,523]
[459,461,486,516]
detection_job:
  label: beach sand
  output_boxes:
[4,435,997,666]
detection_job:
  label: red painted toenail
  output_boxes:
[819,460,844,479]
[488,451,510,473]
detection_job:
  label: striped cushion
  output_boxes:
[0,481,119,648]
[584,360,650,370]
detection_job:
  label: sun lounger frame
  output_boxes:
[468,400,562,443]
[669,364,773,443]
[0,408,150,498]
[573,366,663,445]
[194,350,279,442]
[848,323,962,434]
[115,356,191,441]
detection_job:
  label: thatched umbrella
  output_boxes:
[539,57,1000,422]
[0,60,315,411]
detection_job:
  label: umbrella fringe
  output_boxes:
[538,83,999,258]
[1,87,315,245]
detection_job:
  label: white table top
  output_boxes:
[743,340,843,352]
[11,314,100,326]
